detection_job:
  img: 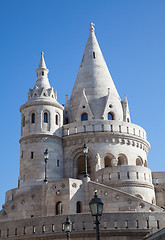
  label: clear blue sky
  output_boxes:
[0,0,165,207]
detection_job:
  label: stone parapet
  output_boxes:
[0,212,164,239]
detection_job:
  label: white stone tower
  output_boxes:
[19,52,64,189]
[63,23,155,204]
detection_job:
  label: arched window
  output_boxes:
[56,201,62,215]
[104,154,116,167]
[44,112,48,123]
[55,114,59,125]
[31,113,35,124]
[76,201,82,213]
[118,154,128,165]
[81,113,88,121]
[77,156,90,178]
[108,112,114,120]
[136,157,143,166]
[42,71,44,76]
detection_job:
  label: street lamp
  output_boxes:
[44,149,49,182]
[89,191,103,240]
[64,216,72,240]
[82,143,88,177]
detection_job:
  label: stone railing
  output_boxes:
[63,120,147,141]
[96,166,152,185]
[0,212,164,239]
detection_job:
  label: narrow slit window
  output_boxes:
[119,125,121,133]
[42,71,44,76]
[31,152,33,159]
[157,220,160,229]
[44,112,48,123]
[42,225,45,233]
[57,160,59,167]
[109,173,111,180]
[23,116,25,127]
[127,127,129,133]
[31,113,35,123]
[114,220,117,229]
[146,220,149,229]
[127,172,130,179]
[56,114,59,125]
[52,224,55,232]
[93,52,96,59]
[125,220,128,228]
[136,220,139,229]
[136,172,139,179]
[118,172,120,179]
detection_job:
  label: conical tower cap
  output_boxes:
[70,23,121,119]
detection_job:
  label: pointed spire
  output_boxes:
[38,52,47,69]
[34,52,50,89]
[70,23,123,120]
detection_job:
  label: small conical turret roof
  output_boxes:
[38,52,47,69]
[34,52,50,89]
[70,23,123,120]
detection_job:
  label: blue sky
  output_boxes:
[0,0,165,207]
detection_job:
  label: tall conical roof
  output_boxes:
[69,23,123,120]
[38,52,47,69]
[34,52,51,89]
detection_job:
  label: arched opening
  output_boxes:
[81,113,88,121]
[118,154,128,165]
[55,114,59,125]
[135,194,143,199]
[108,112,114,120]
[136,157,143,166]
[77,155,91,179]
[104,154,117,167]
[144,160,147,167]
[44,112,48,123]
[31,113,35,124]
[56,201,62,215]
[76,201,82,213]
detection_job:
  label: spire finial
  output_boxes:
[38,51,47,69]
[89,23,95,32]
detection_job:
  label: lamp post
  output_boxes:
[44,149,49,182]
[89,192,103,240]
[64,216,72,240]
[82,143,88,177]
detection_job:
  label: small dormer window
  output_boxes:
[81,113,88,121]
[42,71,44,76]
[108,112,114,120]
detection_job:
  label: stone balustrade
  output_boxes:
[0,212,163,239]
[63,120,147,141]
